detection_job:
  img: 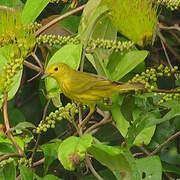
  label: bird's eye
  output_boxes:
[54,67,58,72]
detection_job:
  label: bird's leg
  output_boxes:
[80,104,95,128]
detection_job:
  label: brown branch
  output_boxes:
[157,31,180,62]
[85,112,112,134]
[159,23,180,32]
[23,60,41,72]
[3,93,23,156]
[159,37,178,79]
[31,99,50,164]
[85,154,103,180]
[149,131,180,156]
[31,52,44,72]
[36,4,86,36]
[0,153,21,162]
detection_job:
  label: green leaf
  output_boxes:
[133,126,156,146]
[19,165,34,180]
[45,43,82,98]
[136,156,162,180]
[78,0,102,35]
[15,122,36,130]
[58,134,93,171]
[0,108,25,126]
[111,105,129,137]
[107,50,149,80]
[59,15,80,34]
[0,143,16,155]
[0,162,16,180]
[88,143,141,180]
[37,174,63,180]
[42,140,62,175]
[79,3,109,44]
[22,0,50,24]
[162,162,180,175]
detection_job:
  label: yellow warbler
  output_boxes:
[44,63,144,113]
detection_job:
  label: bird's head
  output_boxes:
[42,63,68,79]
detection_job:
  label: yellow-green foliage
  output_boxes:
[0,10,36,94]
[103,0,158,47]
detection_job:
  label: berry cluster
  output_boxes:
[18,157,32,167]
[131,65,178,92]
[157,0,180,10]
[34,103,79,134]
[158,93,180,104]
[0,158,13,168]
[37,35,134,53]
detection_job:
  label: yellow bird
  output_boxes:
[44,63,144,115]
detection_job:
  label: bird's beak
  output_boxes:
[41,73,50,79]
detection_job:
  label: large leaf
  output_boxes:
[19,165,34,180]
[111,105,129,137]
[58,134,93,171]
[79,3,109,44]
[88,143,141,180]
[0,162,16,180]
[45,43,82,98]
[22,0,50,24]
[79,0,102,35]
[42,139,62,175]
[136,156,162,180]
[107,50,149,80]
[37,174,63,180]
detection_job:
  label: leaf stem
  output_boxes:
[36,4,86,37]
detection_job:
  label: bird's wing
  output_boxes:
[68,71,118,94]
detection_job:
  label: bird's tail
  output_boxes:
[116,82,145,93]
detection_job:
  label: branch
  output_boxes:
[36,4,86,36]
[85,154,103,180]
[3,93,23,156]
[149,131,180,156]
[31,99,50,164]
[157,31,180,62]
[0,153,21,162]
[85,112,112,134]
[23,60,41,72]
[159,23,180,32]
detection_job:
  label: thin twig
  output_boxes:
[149,131,180,156]
[159,37,178,79]
[23,60,41,72]
[31,99,51,164]
[78,106,83,136]
[31,52,44,72]
[0,153,21,162]
[157,31,180,62]
[159,23,180,32]
[138,146,150,156]
[31,157,45,168]
[85,154,103,180]
[27,71,41,82]
[3,93,23,156]
[85,112,112,134]
[36,4,86,36]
